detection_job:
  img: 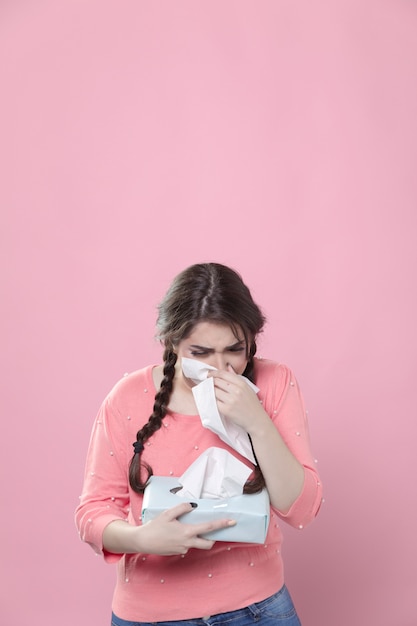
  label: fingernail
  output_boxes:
[189,502,198,509]
[227,520,237,526]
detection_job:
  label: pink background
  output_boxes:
[1,1,416,624]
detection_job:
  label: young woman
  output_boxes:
[75,262,322,626]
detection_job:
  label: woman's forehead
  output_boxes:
[184,321,245,345]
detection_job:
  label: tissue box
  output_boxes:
[142,476,270,544]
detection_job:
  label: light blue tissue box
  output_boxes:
[141,476,270,544]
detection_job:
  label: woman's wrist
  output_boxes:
[103,519,143,555]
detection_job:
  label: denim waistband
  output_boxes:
[111,585,301,626]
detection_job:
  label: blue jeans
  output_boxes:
[111,585,302,626]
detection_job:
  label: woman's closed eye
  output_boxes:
[189,346,245,357]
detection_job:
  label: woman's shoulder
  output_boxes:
[253,356,293,382]
[253,357,297,413]
[105,364,159,408]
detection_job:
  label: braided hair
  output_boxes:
[129,263,267,494]
[128,347,177,492]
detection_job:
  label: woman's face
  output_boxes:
[174,321,249,376]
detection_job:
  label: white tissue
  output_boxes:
[181,357,259,463]
[176,447,252,499]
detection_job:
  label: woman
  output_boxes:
[75,262,322,626]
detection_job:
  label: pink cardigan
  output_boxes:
[75,358,322,621]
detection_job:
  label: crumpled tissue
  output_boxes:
[175,446,252,499]
[182,357,259,463]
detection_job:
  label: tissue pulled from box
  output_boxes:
[175,447,252,499]
[181,357,259,463]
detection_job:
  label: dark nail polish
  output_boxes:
[189,502,198,508]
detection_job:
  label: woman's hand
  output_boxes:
[103,502,236,556]
[139,502,236,555]
[208,366,269,435]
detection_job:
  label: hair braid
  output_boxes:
[242,350,267,494]
[128,349,177,493]
[242,341,257,382]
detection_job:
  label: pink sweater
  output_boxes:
[75,358,322,621]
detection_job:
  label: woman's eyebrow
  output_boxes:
[189,345,215,352]
[189,340,245,351]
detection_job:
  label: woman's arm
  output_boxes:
[209,364,322,521]
[102,503,236,556]
[75,389,236,558]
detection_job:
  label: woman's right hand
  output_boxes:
[102,503,236,556]
[139,502,236,555]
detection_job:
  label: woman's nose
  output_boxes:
[210,353,229,371]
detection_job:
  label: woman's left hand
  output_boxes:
[208,365,268,435]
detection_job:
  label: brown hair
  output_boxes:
[129,263,267,494]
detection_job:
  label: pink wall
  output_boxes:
[1,1,416,624]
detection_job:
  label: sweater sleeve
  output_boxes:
[259,361,323,529]
[74,394,131,563]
